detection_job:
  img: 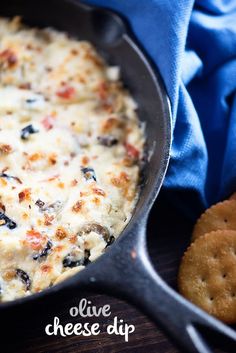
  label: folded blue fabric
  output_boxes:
[85,0,236,219]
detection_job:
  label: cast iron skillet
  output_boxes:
[0,1,236,352]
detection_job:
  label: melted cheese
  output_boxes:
[0,18,144,301]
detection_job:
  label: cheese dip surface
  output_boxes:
[0,18,145,301]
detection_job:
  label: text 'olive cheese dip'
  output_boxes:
[0,18,145,301]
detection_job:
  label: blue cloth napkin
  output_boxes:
[85,0,236,219]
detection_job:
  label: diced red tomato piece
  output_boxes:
[0,49,17,67]
[97,81,108,101]
[41,115,54,130]
[18,188,31,203]
[124,142,140,159]
[26,230,44,250]
[56,86,76,99]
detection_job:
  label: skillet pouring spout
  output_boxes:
[76,218,236,353]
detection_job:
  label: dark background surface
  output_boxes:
[2,191,193,353]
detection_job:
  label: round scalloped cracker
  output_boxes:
[178,230,236,323]
[192,200,236,241]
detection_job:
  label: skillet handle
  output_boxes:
[80,219,236,353]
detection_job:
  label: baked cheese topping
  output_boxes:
[0,18,145,301]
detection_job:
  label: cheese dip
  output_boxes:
[0,17,145,301]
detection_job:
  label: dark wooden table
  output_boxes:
[2,192,193,353]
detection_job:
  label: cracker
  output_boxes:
[192,200,236,241]
[178,230,236,323]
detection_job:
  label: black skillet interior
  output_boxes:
[0,0,171,317]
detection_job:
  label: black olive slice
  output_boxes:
[16,269,31,290]
[81,167,96,181]
[105,235,115,248]
[21,124,39,140]
[0,173,22,184]
[79,223,110,243]
[63,249,91,268]
[25,98,37,104]
[83,249,91,266]
[33,240,53,260]
[40,200,63,213]
[97,135,118,147]
[35,199,45,208]
[0,212,17,229]
[62,257,82,268]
